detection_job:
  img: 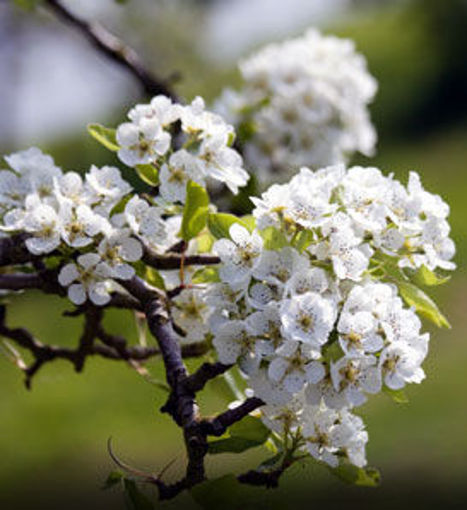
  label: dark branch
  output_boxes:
[0,273,44,291]
[0,234,36,267]
[201,397,265,437]
[183,361,232,394]
[143,247,220,271]
[44,0,179,101]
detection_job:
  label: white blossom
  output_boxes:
[58,253,111,306]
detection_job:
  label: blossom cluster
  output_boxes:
[198,163,455,468]
[215,29,377,181]
[0,147,168,305]
[0,88,455,475]
[116,95,249,201]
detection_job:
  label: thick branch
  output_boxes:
[44,0,178,101]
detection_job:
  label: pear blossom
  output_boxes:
[214,224,263,286]
[58,253,111,306]
[116,117,171,167]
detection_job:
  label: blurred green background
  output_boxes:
[0,0,466,508]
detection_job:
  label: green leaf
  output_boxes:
[191,267,220,284]
[180,181,209,241]
[398,281,450,328]
[123,479,154,510]
[135,164,159,187]
[102,470,123,490]
[191,475,263,509]
[331,462,381,487]
[257,451,284,472]
[110,194,132,216]
[292,229,314,252]
[383,386,409,404]
[376,252,404,280]
[408,264,451,287]
[207,213,249,240]
[260,226,289,251]
[195,230,215,253]
[208,416,270,454]
[145,267,166,290]
[241,214,257,231]
[87,123,119,152]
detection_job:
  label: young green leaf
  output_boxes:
[331,462,381,487]
[398,281,450,328]
[292,229,314,252]
[145,267,166,290]
[87,123,120,152]
[110,194,132,216]
[383,386,409,404]
[123,479,154,510]
[195,230,215,253]
[408,265,451,287]
[208,213,249,240]
[102,470,123,491]
[180,181,209,241]
[207,416,270,454]
[191,267,220,284]
[135,165,159,187]
[260,226,289,250]
[191,475,262,509]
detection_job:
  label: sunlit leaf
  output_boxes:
[331,462,381,487]
[208,416,270,454]
[207,213,249,240]
[260,226,289,250]
[135,165,159,187]
[87,123,119,152]
[398,281,450,328]
[383,386,409,404]
[180,181,209,241]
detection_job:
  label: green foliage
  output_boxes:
[375,253,450,328]
[207,213,249,239]
[110,195,132,216]
[87,124,119,152]
[383,386,409,404]
[135,165,159,187]
[180,181,209,241]
[292,229,314,252]
[123,478,154,510]
[407,265,451,287]
[398,281,450,329]
[191,475,263,509]
[331,462,381,487]
[260,226,289,251]
[191,267,220,284]
[102,470,123,490]
[195,229,215,253]
[145,267,166,290]
[207,416,270,454]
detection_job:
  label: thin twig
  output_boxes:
[201,397,265,437]
[143,247,220,271]
[43,0,179,101]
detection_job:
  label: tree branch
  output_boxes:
[143,247,220,271]
[0,234,36,267]
[43,0,179,101]
[183,361,232,394]
[201,397,265,437]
